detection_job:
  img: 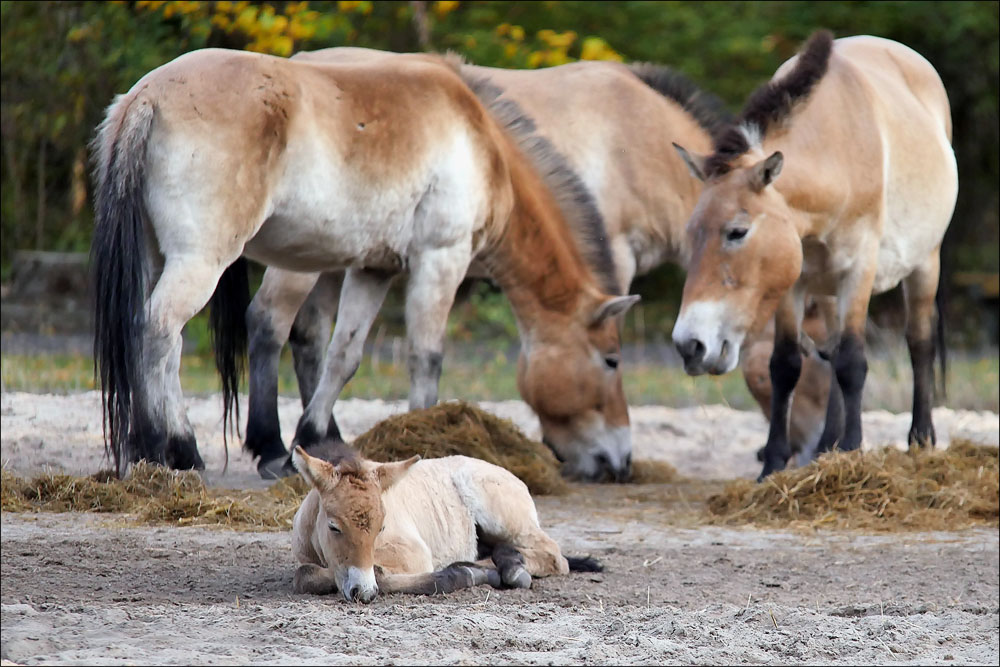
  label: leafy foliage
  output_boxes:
[1,0,996,304]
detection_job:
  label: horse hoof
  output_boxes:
[258,456,294,480]
[503,566,532,589]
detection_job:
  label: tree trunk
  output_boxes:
[36,138,47,250]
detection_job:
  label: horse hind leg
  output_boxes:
[290,272,343,419]
[245,268,321,479]
[405,245,473,410]
[290,267,396,457]
[903,253,941,448]
[138,255,236,469]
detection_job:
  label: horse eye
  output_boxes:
[725,227,749,243]
[604,355,619,370]
[327,522,342,534]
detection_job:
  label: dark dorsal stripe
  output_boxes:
[460,72,622,296]
[626,63,733,140]
[705,30,834,178]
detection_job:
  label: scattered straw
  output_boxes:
[630,460,681,484]
[353,401,568,495]
[1,462,309,531]
[707,440,999,531]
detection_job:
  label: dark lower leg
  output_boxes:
[245,317,288,465]
[759,337,802,480]
[907,336,936,448]
[815,368,845,454]
[492,543,532,589]
[833,333,867,451]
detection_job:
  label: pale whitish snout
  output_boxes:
[672,301,744,376]
[339,565,378,603]
[544,417,632,482]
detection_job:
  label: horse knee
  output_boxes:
[833,334,867,396]
[769,338,802,395]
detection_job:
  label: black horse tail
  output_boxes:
[90,94,156,476]
[209,257,250,460]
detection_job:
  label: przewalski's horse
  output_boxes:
[91,49,637,475]
[292,446,600,602]
[244,47,729,481]
[671,31,957,479]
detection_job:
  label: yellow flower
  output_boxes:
[338,0,361,11]
[434,0,459,17]
[580,36,623,62]
[510,25,524,42]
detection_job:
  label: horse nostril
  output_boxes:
[348,585,361,601]
[676,338,706,364]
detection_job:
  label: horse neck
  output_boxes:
[484,160,601,331]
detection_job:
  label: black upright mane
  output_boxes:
[459,71,622,296]
[626,63,733,140]
[704,30,834,178]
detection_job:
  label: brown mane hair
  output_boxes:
[704,30,834,178]
[626,63,733,141]
[460,72,622,296]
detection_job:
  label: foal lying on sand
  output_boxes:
[292,446,599,602]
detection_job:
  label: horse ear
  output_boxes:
[376,455,421,490]
[673,143,708,182]
[292,446,338,491]
[590,294,641,326]
[750,151,783,191]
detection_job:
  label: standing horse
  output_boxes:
[292,446,600,602]
[671,31,956,479]
[91,49,637,476]
[244,47,730,480]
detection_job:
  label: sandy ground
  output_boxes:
[2,391,998,665]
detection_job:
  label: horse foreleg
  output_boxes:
[758,291,804,480]
[291,268,395,454]
[903,252,940,448]
[245,268,320,478]
[376,563,500,596]
[294,563,338,595]
[405,245,472,410]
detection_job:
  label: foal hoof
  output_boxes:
[258,455,294,480]
[502,566,532,590]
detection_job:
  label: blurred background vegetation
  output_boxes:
[1,1,998,408]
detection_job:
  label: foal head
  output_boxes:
[669,143,801,375]
[517,293,640,481]
[293,446,419,603]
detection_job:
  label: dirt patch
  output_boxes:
[2,391,998,665]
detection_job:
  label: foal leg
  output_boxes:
[376,563,500,596]
[137,256,234,469]
[291,268,396,453]
[903,252,941,448]
[758,291,804,480]
[293,563,338,596]
[405,245,472,410]
[245,268,320,478]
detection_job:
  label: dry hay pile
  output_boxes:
[707,440,999,531]
[1,462,308,530]
[630,459,681,484]
[353,401,569,494]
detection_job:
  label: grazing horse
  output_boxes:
[672,32,957,479]
[245,47,730,480]
[91,49,638,476]
[292,446,599,602]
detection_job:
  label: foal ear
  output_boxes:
[376,455,421,490]
[292,446,338,491]
[749,151,783,191]
[590,294,641,326]
[673,143,708,182]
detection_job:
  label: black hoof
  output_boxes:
[165,434,204,471]
[756,445,766,462]
[908,425,936,449]
[757,457,788,482]
[258,455,294,480]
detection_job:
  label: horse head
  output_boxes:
[516,293,639,481]
[670,143,802,376]
[292,446,419,603]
